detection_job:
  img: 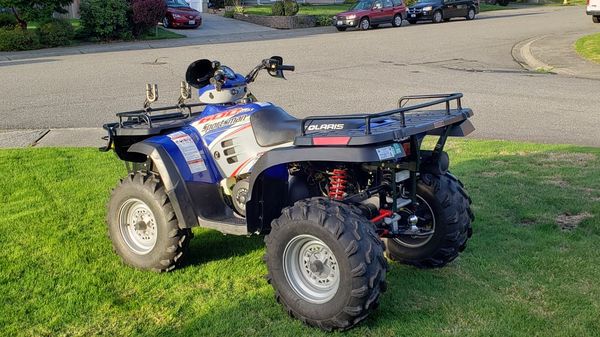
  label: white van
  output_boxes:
[588,0,600,23]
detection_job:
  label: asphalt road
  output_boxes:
[1,6,599,146]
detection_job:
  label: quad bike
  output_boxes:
[101,56,474,331]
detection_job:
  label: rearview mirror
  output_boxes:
[185,59,215,88]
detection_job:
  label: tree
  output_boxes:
[0,0,73,29]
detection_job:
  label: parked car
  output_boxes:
[333,0,407,31]
[407,0,479,24]
[163,0,202,29]
[587,0,600,23]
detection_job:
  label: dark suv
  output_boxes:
[333,0,407,31]
[407,0,479,24]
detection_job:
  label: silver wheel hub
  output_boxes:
[119,198,157,255]
[395,16,402,25]
[362,20,369,29]
[283,235,340,304]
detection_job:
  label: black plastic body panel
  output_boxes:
[294,108,472,146]
[128,142,199,229]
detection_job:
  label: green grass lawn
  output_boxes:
[1,139,599,337]
[575,32,600,64]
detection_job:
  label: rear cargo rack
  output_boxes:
[300,93,463,136]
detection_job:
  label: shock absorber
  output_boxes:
[328,168,348,200]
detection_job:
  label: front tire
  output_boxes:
[432,10,443,23]
[594,16,600,23]
[359,17,370,30]
[107,172,192,272]
[385,173,473,268]
[265,198,387,331]
[162,16,170,28]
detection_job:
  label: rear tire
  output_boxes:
[265,198,387,331]
[385,172,473,268]
[162,16,170,28]
[359,17,370,30]
[107,172,192,272]
[466,8,476,20]
[392,14,403,27]
[594,16,600,23]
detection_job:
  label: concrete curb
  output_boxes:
[512,33,600,80]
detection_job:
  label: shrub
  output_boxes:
[80,0,129,40]
[314,15,331,27]
[271,1,285,16]
[283,0,299,16]
[0,13,17,28]
[223,10,234,18]
[37,18,74,47]
[0,27,40,51]
[130,0,166,36]
[343,0,357,4]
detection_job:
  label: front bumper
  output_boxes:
[172,17,202,28]
[332,18,358,28]
[587,10,600,16]
[406,11,434,21]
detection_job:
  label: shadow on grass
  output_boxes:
[183,229,265,267]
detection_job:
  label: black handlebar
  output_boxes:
[278,65,295,71]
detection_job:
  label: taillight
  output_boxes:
[312,137,351,146]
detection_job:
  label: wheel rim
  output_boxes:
[118,198,158,255]
[394,15,402,26]
[434,12,442,22]
[361,19,369,30]
[468,9,475,19]
[283,234,340,304]
[393,195,436,248]
[163,17,169,27]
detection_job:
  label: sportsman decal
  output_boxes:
[192,107,253,135]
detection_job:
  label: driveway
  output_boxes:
[166,13,274,37]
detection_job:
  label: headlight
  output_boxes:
[173,13,183,18]
[422,6,432,11]
[347,14,356,20]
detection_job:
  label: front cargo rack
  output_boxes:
[295,93,473,146]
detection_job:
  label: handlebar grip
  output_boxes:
[278,65,295,71]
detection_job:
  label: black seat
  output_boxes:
[250,106,368,147]
[250,106,303,147]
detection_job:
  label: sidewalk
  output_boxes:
[512,31,600,80]
[0,22,332,62]
[0,128,106,148]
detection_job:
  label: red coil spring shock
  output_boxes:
[328,168,348,200]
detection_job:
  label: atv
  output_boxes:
[101,56,474,331]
